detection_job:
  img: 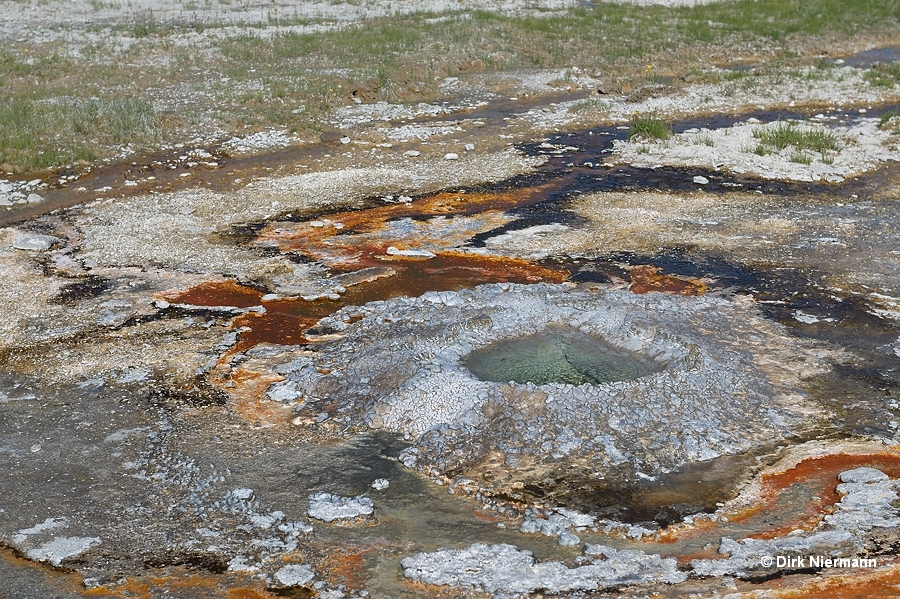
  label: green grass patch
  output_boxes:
[0,97,166,172]
[752,120,842,155]
[789,151,812,164]
[628,115,672,141]
[219,0,900,83]
[126,11,181,38]
[880,109,900,125]
[864,62,900,88]
[880,109,900,133]
[750,143,771,156]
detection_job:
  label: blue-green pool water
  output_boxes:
[463,325,661,386]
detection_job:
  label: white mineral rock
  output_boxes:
[307,492,374,523]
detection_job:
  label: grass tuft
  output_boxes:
[864,62,900,88]
[789,151,812,164]
[880,109,900,125]
[880,109,900,133]
[628,115,672,141]
[752,120,841,155]
[128,14,172,38]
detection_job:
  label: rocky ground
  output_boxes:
[2,1,900,598]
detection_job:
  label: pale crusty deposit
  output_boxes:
[271,283,826,481]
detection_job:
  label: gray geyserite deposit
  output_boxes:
[10,517,101,567]
[274,563,316,586]
[307,492,374,523]
[273,283,818,478]
[401,542,686,598]
[691,467,900,577]
[12,231,59,251]
[25,536,101,567]
[0,179,44,208]
[520,507,597,536]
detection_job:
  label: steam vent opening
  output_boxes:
[463,324,662,386]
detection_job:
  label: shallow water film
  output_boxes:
[464,325,661,386]
[2,1,900,598]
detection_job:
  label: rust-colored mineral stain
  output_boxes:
[657,451,900,546]
[256,187,550,269]
[182,253,567,352]
[84,580,151,598]
[267,188,547,243]
[224,367,292,425]
[627,265,707,296]
[232,309,322,353]
[336,251,568,299]
[156,179,571,354]
[747,452,900,540]
[84,572,278,598]
[473,509,504,524]
[225,590,273,599]
[748,560,900,599]
[673,546,723,564]
[321,550,368,588]
[163,280,263,308]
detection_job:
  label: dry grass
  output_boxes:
[1,0,898,173]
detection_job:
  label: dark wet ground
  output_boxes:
[840,46,900,68]
[3,362,889,594]
[0,549,84,599]
[0,370,582,596]
[724,44,900,71]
